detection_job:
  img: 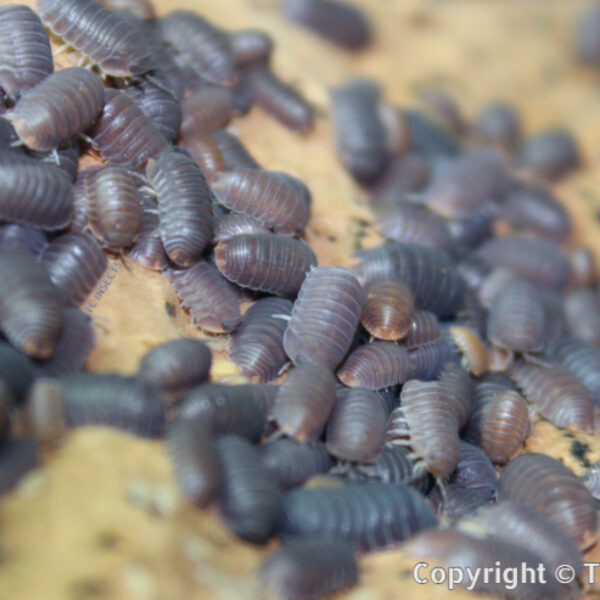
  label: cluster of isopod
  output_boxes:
[1,0,600,598]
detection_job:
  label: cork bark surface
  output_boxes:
[1,1,600,599]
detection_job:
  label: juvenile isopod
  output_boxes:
[326,387,388,463]
[510,358,595,434]
[282,0,371,49]
[518,128,581,181]
[211,168,311,236]
[360,278,414,341]
[179,383,275,442]
[84,165,142,250]
[0,224,46,257]
[474,101,522,151]
[40,232,107,306]
[0,4,53,101]
[212,213,269,243]
[337,342,411,389]
[166,261,241,333]
[228,297,293,383]
[261,439,331,490]
[138,338,212,398]
[211,128,260,170]
[402,310,441,349]
[231,29,273,66]
[271,363,337,442]
[279,481,437,551]
[127,196,168,271]
[34,308,95,376]
[499,453,598,549]
[331,77,388,182]
[146,149,213,266]
[0,251,64,358]
[215,233,317,297]
[351,243,465,317]
[10,67,104,151]
[283,266,362,368]
[90,89,170,171]
[37,0,153,76]
[157,11,235,84]
[246,63,314,133]
[450,441,497,501]
[477,234,571,292]
[167,418,220,507]
[29,373,166,438]
[465,379,530,464]
[215,435,281,544]
[0,150,73,230]
[260,537,359,600]
[447,325,488,376]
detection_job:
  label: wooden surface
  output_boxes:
[2,1,600,599]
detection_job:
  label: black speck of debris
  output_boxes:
[165,302,175,317]
[571,440,591,468]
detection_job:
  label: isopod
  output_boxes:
[146,149,213,266]
[437,362,473,429]
[211,128,260,170]
[331,77,388,182]
[0,224,46,256]
[402,310,441,349]
[180,85,235,136]
[215,233,317,297]
[128,196,168,271]
[474,101,522,151]
[498,453,598,549]
[40,231,107,306]
[283,266,362,368]
[282,0,371,49]
[212,213,269,242]
[408,334,459,381]
[138,338,212,398]
[279,481,437,551]
[216,435,281,544]
[10,67,104,151]
[228,297,293,383]
[211,168,311,236]
[564,288,600,346]
[0,5,52,101]
[510,358,595,433]
[179,132,225,182]
[260,537,359,600]
[450,441,497,501]
[231,29,273,66]
[271,363,337,442]
[37,0,153,76]
[337,342,411,389]
[90,89,169,171]
[40,140,80,181]
[166,261,241,333]
[569,245,597,288]
[0,251,64,358]
[25,376,66,443]
[447,325,488,376]
[421,89,466,135]
[403,108,460,157]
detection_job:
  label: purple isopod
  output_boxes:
[34,307,95,376]
[337,342,411,389]
[211,128,260,170]
[215,435,281,544]
[90,89,169,171]
[564,288,600,346]
[279,481,437,552]
[36,0,153,76]
[510,358,595,434]
[437,362,473,429]
[260,537,358,600]
[403,108,460,158]
[179,131,226,183]
[428,484,488,521]
[0,4,53,101]
[157,10,235,85]
[166,261,241,333]
[167,418,220,507]
[271,363,337,442]
[40,231,107,306]
[487,279,546,354]
[326,386,388,463]
[180,85,235,136]
[138,338,212,398]
[0,251,64,358]
[127,195,168,271]
[283,0,371,49]
[0,149,73,230]
[402,310,441,349]
[450,441,498,501]
[146,149,213,267]
[420,89,466,135]
[84,165,142,250]
[231,29,273,66]
[283,266,361,368]
[0,224,46,256]
[10,67,104,151]
[261,439,331,490]
[246,63,314,133]
[499,453,598,549]
[407,334,460,381]
[215,233,317,297]
[474,101,522,151]
[212,213,269,243]
[477,234,571,292]
[211,168,311,236]
[228,297,293,383]
[331,77,388,182]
